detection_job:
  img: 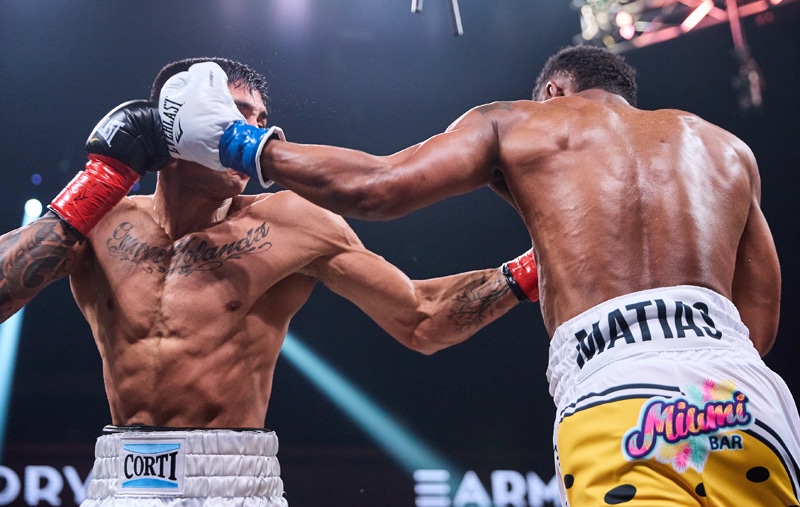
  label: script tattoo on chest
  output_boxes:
[105,221,273,277]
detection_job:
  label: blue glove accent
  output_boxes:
[219,120,266,178]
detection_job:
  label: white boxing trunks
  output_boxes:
[547,285,800,506]
[81,426,288,507]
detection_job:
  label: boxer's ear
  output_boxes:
[545,79,567,99]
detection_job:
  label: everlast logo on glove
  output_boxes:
[118,437,187,495]
[161,98,184,155]
[96,118,125,146]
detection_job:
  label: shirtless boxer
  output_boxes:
[0,57,538,507]
[167,47,800,505]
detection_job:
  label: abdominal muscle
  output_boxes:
[74,238,312,430]
[100,316,283,429]
[69,194,318,430]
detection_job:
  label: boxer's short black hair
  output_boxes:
[532,45,637,106]
[150,57,270,109]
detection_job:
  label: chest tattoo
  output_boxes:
[105,222,273,277]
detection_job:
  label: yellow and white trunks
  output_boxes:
[547,285,800,506]
[81,425,288,507]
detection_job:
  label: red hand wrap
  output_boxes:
[502,248,540,302]
[49,155,139,236]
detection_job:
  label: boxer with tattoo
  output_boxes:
[0,57,535,507]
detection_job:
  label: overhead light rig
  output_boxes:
[572,0,798,109]
[411,0,464,36]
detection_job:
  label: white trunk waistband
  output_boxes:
[85,426,285,505]
[546,285,755,407]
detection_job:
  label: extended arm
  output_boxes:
[406,248,539,353]
[159,61,501,220]
[405,269,519,354]
[301,213,538,354]
[312,251,520,355]
[258,115,498,220]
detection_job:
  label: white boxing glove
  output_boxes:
[158,61,285,187]
[159,61,242,172]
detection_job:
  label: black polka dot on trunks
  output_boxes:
[746,466,770,483]
[604,484,636,504]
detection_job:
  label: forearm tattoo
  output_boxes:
[0,216,78,320]
[447,274,510,332]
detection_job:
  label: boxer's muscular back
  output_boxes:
[495,97,756,336]
[70,192,319,428]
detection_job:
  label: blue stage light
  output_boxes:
[281,332,456,474]
[0,199,43,462]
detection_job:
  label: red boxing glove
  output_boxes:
[49,156,139,237]
[502,248,540,302]
[48,100,169,237]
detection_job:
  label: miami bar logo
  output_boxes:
[622,380,752,472]
[118,438,186,495]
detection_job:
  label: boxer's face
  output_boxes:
[229,84,267,129]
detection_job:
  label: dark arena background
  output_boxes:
[1,1,799,505]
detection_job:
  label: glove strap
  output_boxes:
[48,156,139,236]
[220,122,285,188]
[254,126,285,188]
